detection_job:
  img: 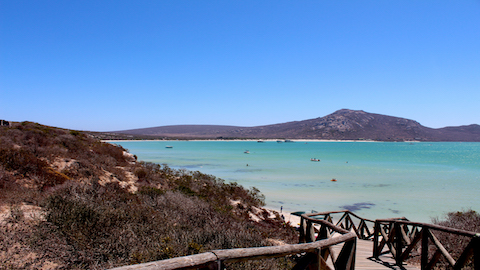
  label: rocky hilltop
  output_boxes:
[114,109,480,141]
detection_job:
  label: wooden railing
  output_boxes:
[295,210,376,242]
[296,213,357,270]
[110,209,480,270]
[373,218,480,270]
[110,213,357,270]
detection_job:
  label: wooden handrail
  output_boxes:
[109,253,218,270]
[111,209,480,270]
[110,212,358,270]
[296,210,376,240]
[212,232,355,262]
[391,219,478,237]
[373,218,480,270]
[109,233,356,270]
[305,210,376,223]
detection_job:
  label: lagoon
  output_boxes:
[110,140,480,223]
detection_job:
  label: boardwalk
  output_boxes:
[327,239,420,270]
[111,210,478,270]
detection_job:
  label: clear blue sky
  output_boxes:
[1,1,479,131]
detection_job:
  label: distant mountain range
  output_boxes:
[113,109,480,141]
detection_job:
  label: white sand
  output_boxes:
[265,207,302,228]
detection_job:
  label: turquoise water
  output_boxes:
[111,141,480,223]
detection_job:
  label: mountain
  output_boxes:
[113,109,480,141]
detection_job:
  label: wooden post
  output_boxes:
[349,238,357,270]
[308,221,316,242]
[306,220,315,242]
[305,221,314,243]
[395,222,403,266]
[421,228,428,270]
[299,217,306,243]
[318,224,329,241]
[474,234,480,270]
[292,252,317,270]
[318,248,332,270]
[210,260,223,270]
[373,221,380,258]
[335,239,356,270]
[310,248,320,270]
[359,220,365,239]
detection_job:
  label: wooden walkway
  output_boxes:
[327,239,420,270]
[111,210,478,270]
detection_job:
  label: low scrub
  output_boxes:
[0,122,297,269]
[28,181,293,268]
[430,210,480,269]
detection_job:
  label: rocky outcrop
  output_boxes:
[295,109,431,141]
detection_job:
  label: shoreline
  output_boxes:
[104,139,400,143]
[107,140,478,224]
[264,207,377,232]
[264,207,302,227]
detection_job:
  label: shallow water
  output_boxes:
[111,140,480,223]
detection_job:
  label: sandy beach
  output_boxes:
[105,139,378,143]
[265,207,302,227]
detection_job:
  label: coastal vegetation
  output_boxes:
[1,121,478,269]
[430,210,480,269]
[0,122,296,269]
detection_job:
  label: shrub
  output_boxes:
[0,148,70,190]
[69,130,81,136]
[0,122,298,269]
[433,210,480,232]
[37,181,288,268]
[137,185,164,197]
[134,168,148,180]
[0,148,47,176]
[91,142,127,164]
[0,165,14,190]
[430,210,480,269]
[44,195,101,248]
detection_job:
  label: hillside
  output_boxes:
[113,109,480,141]
[0,122,296,269]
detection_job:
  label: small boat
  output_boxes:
[284,139,294,143]
[244,150,250,154]
[276,140,283,143]
[165,146,173,148]
[331,178,337,182]
[257,140,264,143]
[310,158,320,162]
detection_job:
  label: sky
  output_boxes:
[1,1,480,131]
